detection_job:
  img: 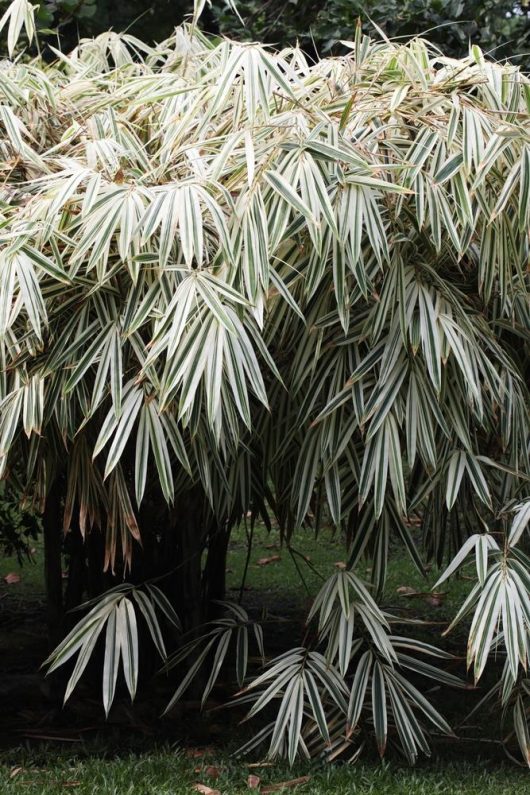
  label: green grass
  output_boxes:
[0,522,470,628]
[224,523,472,629]
[1,749,529,794]
[0,538,45,598]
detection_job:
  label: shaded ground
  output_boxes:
[0,526,521,789]
[0,547,50,744]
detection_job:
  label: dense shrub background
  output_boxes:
[2,1,530,65]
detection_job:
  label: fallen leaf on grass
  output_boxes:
[425,594,444,607]
[186,747,215,759]
[397,588,446,606]
[9,767,22,779]
[396,585,416,595]
[23,734,82,743]
[192,785,220,795]
[261,776,311,793]
[256,556,281,566]
[3,572,21,584]
[194,766,221,780]
[247,773,261,789]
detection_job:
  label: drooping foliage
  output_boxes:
[0,0,529,766]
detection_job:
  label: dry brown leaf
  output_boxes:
[396,585,416,595]
[425,594,444,607]
[261,776,311,793]
[194,766,221,777]
[256,555,281,566]
[247,773,261,789]
[9,768,23,779]
[3,572,21,584]
[397,587,446,606]
[192,785,220,795]
[186,747,214,759]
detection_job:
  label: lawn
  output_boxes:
[2,749,530,795]
[224,524,472,621]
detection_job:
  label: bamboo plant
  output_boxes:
[0,0,529,765]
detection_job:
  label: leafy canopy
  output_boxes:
[0,4,528,566]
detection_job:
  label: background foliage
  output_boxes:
[216,1,530,65]
[0,484,40,560]
[1,1,530,65]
